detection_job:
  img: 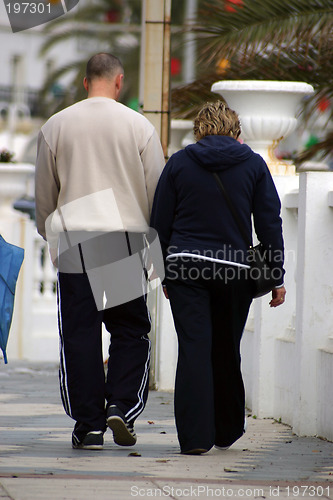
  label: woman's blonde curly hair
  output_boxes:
[193,100,241,141]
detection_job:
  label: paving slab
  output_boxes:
[0,362,332,499]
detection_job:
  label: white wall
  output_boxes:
[241,172,333,441]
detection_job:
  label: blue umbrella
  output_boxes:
[0,235,24,364]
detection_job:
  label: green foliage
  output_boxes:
[194,0,333,66]
[0,149,15,162]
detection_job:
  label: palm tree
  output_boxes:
[171,0,333,163]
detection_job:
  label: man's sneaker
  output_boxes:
[106,405,137,446]
[72,430,104,450]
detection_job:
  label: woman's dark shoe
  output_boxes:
[181,448,208,455]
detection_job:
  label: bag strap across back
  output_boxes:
[212,172,252,250]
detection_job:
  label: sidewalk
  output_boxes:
[0,362,332,500]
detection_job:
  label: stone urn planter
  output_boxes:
[211,80,314,175]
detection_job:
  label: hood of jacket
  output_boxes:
[185,134,254,172]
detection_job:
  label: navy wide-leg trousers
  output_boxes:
[57,272,151,436]
[166,259,253,453]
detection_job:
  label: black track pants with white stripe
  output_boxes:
[165,260,253,453]
[57,272,151,435]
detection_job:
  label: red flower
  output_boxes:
[225,0,244,13]
[318,97,330,113]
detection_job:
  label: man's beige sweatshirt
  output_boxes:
[35,97,165,244]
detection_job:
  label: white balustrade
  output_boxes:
[33,233,57,302]
[0,163,34,241]
[33,236,45,300]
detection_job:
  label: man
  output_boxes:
[35,53,165,450]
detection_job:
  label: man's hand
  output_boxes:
[269,286,286,307]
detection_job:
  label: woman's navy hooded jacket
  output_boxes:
[150,135,285,283]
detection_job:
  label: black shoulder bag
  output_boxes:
[212,172,282,298]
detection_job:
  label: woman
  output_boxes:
[150,101,286,455]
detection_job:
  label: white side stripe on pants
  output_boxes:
[125,335,151,423]
[57,279,72,418]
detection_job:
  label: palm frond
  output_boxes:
[41,60,85,97]
[38,0,142,115]
[171,72,223,119]
[40,27,97,55]
[171,42,333,119]
[172,26,333,121]
[192,0,333,66]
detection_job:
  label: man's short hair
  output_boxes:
[193,100,241,141]
[86,53,124,84]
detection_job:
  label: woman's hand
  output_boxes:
[162,285,169,300]
[269,286,286,307]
